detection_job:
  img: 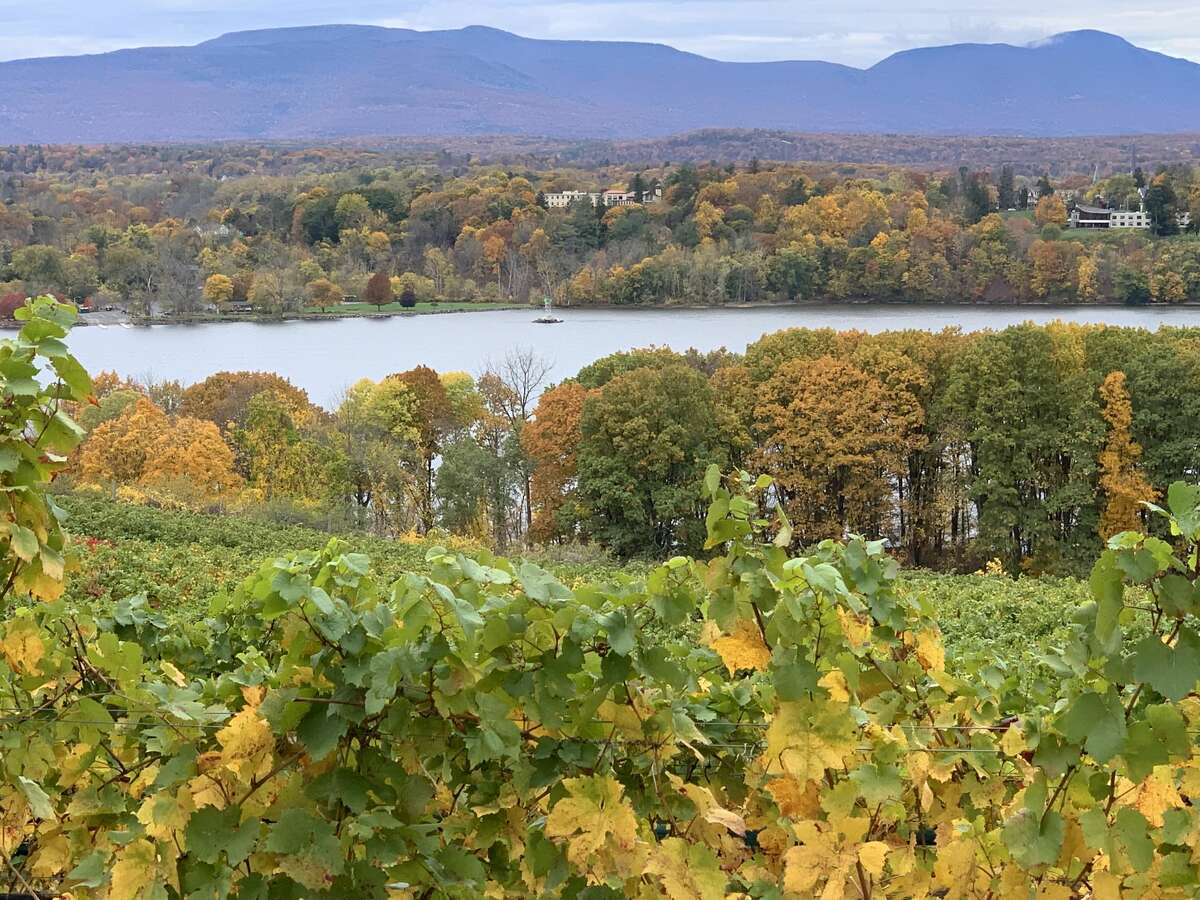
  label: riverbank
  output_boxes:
[68,296,1200,328]
[75,300,526,327]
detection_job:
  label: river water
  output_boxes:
[66,305,1200,408]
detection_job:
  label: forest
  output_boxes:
[6,297,1200,897]
[57,314,1200,577]
[2,143,1200,318]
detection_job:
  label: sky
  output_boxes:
[1,1,1197,67]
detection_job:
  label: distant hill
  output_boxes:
[0,25,1196,142]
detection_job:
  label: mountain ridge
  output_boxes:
[0,25,1193,142]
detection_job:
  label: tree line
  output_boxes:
[67,321,1200,574]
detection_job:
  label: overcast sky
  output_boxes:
[1,1,1196,67]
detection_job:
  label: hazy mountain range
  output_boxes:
[0,25,1195,142]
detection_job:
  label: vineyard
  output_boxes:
[5,300,1200,898]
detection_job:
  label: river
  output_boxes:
[66,304,1200,408]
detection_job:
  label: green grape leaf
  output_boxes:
[186,806,257,865]
[1003,808,1065,868]
[1132,630,1200,702]
[1058,690,1126,762]
[296,704,348,762]
[17,776,55,819]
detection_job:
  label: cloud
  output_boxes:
[0,0,1195,66]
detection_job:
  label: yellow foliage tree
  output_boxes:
[141,415,242,499]
[1098,370,1156,538]
[202,273,235,308]
[1034,194,1068,227]
[78,397,166,484]
[77,397,241,503]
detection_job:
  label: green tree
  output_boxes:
[576,365,727,556]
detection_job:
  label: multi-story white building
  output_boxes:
[543,190,599,209]
[1069,202,1190,231]
[542,187,663,209]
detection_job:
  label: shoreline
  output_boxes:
[18,297,1200,330]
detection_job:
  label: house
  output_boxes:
[602,189,639,207]
[543,190,598,209]
[543,186,663,209]
[1069,201,1190,231]
[1069,204,1114,228]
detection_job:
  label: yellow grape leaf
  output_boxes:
[15,558,65,603]
[128,763,161,800]
[1000,724,1026,757]
[857,841,889,877]
[755,825,790,857]
[783,845,828,894]
[703,806,746,836]
[762,700,857,782]
[767,775,822,819]
[160,660,187,687]
[29,832,71,877]
[1131,770,1183,828]
[836,608,872,649]
[818,669,850,702]
[595,699,645,739]
[136,787,194,841]
[109,839,161,900]
[545,775,641,882]
[1,618,44,675]
[643,837,727,900]
[783,824,851,898]
[216,695,275,782]
[914,629,945,672]
[931,838,976,894]
[1091,871,1122,900]
[709,619,771,675]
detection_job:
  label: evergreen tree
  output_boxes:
[997,165,1016,209]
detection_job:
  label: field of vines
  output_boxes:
[6,299,1200,898]
[56,493,1088,687]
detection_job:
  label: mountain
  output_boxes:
[0,25,1195,142]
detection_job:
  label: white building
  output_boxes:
[1069,202,1189,231]
[542,187,663,209]
[543,190,600,209]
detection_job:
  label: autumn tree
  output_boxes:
[753,356,914,543]
[140,416,242,500]
[333,377,422,534]
[306,277,343,313]
[1034,194,1068,228]
[202,273,235,309]
[390,366,460,531]
[523,381,589,543]
[1097,370,1156,538]
[0,292,26,319]
[180,372,312,435]
[234,391,341,505]
[364,271,393,310]
[78,396,241,502]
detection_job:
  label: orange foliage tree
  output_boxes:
[523,381,590,543]
[77,396,241,501]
